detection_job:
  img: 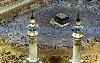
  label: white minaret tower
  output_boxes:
[71,13,84,63]
[26,14,38,63]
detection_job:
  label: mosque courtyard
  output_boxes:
[0,0,100,63]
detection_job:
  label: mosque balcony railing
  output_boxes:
[0,0,36,20]
[0,0,34,14]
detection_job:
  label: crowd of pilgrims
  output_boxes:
[0,8,31,44]
[0,36,28,63]
[0,0,100,44]
[0,49,27,63]
[38,37,100,63]
[0,33,100,62]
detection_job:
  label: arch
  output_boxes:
[47,56,66,63]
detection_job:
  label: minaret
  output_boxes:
[71,13,84,63]
[27,14,38,63]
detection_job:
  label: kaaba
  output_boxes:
[55,13,69,25]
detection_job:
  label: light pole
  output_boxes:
[71,13,84,63]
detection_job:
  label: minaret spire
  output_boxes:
[76,11,80,21]
[76,11,81,26]
[78,12,79,19]
[31,10,35,19]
